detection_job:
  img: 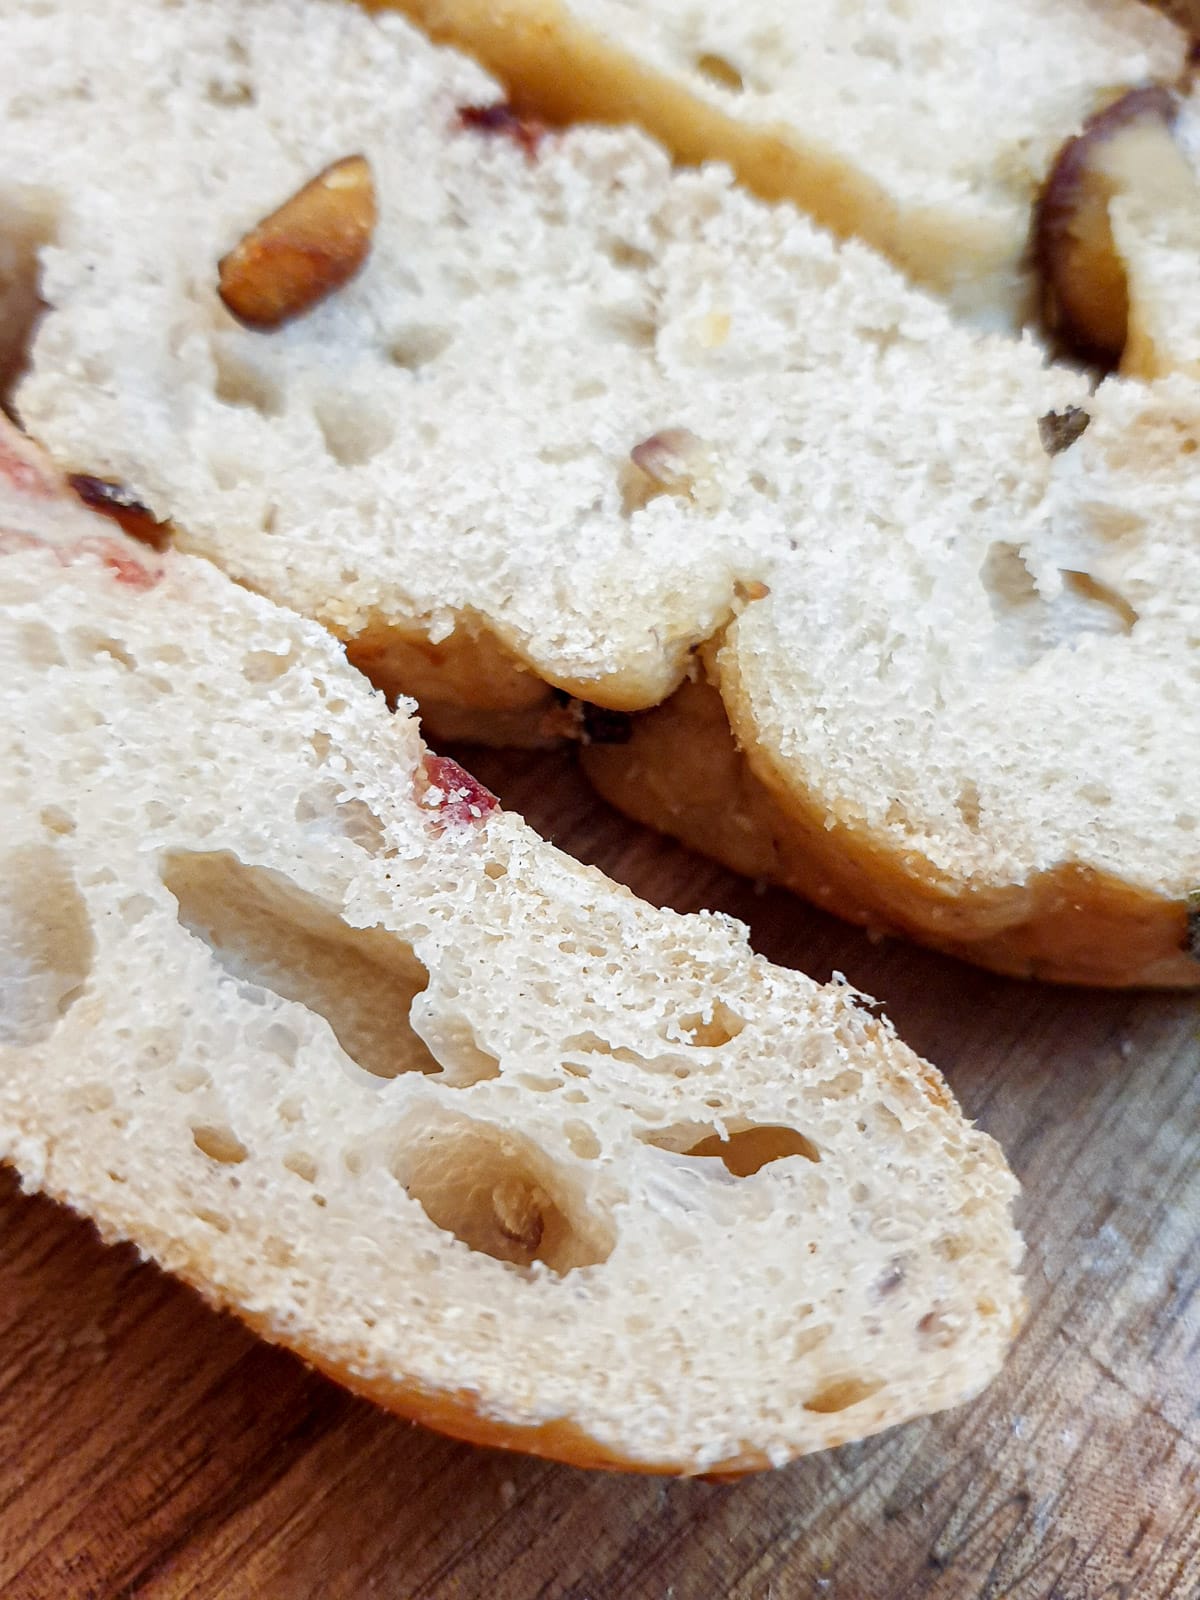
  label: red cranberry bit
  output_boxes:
[420,754,498,826]
[457,103,545,160]
[87,538,161,589]
[0,528,159,588]
[0,432,56,499]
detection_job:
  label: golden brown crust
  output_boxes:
[39,1169,762,1477]
[583,676,1198,989]
[343,612,557,713]
[277,1341,775,1476]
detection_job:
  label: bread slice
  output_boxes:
[0,418,1022,1474]
[2,0,1196,987]
[586,363,1200,988]
[364,0,1185,323]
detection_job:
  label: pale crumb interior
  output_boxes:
[0,519,1021,1471]
[0,0,1194,927]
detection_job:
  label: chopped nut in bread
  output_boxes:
[1037,406,1091,456]
[626,428,719,514]
[68,474,171,550]
[1035,85,1200,367]
[457,102,545,159]
[218,154,377,329]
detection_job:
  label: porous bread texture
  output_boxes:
[4,0,766,716]
[2,0,1196,986]
[711,373,1200,988]
[585,373,1200,988]
[365,0,1185,323]
[0,435,1023,1476]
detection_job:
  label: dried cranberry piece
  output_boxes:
[420,753,499,827]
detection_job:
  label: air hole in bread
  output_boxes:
[191,1123,249,1165]
[242,645,296,684]
[516,1073,562,1093]
[955,781,982,833]
[193,1206,232,1234]
[293,788,388,855]
[604,237,654,273]
[19,621,64,670]
[212,339,285,417]
[981,543,1137,665]
[0,845,93,1047]
[417,1013,503,1087]
[820,1069,864,1099]
[205,75,255,109]
[801,1376,883,1414]
[172,1064,210,1094]
[676,1000,745,1047]
[747,469,778,502]
[562,1032,677,1074]
[934,1233,970,1262]
[73,1081,114,1113]
[71,631,135,670]
[537,441,592,467]
[313,395,394,468]
[591,303,657,351]
[284,1149,318,1183]
[793,1324,833,1361]
[120,894,156,926]
[393,1117,614,1274]
[563,1121,601,1160]
[693,52,744,92]
[917,1310,957,1346]
[263,1237,294,1269]
[161,850,440,1080]
[39,806,75,837]
[0,185,56,406]
[640,1122,820,1175]
[386,324,452,372]
[1061,570,1138,633]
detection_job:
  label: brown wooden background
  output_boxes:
[2,744,1197,1600]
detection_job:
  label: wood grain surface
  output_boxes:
[1,744,1197,1600]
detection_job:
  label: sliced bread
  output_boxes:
[0,418,1023,1475]
[2,0,1196,986]
[364,0,1186,323]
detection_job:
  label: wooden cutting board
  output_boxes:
[1,744,1197,1600]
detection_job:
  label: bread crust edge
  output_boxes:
[583,674,1197,989]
